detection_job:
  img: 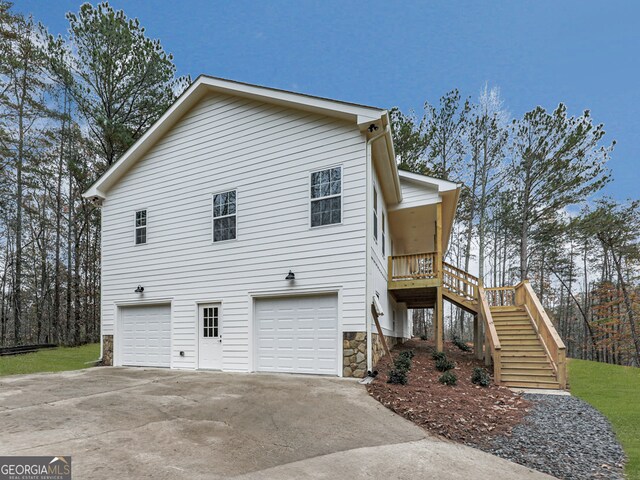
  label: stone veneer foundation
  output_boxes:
[342,332,404,378]
[102,335,113,366]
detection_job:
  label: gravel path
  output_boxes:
[481,393,626,480]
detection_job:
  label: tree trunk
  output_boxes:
[611,253,640,365]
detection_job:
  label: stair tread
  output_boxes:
[502,375,557,382]
[500,353,547,357]
[495,326,533,330]
[500,340,542,344]
[503,382,561,389]
[501,359,551,363]
[502,363,553,369]
[502,367,554,373]
[500,342,544,352]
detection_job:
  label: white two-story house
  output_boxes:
[83,76,460,378]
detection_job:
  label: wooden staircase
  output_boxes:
[441,262,567,390]
[491,306,560,389]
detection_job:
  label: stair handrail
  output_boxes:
[515,280,567,389]
[477,281,502,384]
[442,261,479,303]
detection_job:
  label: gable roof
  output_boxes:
[83,75,389,200]
[397,170,460,193]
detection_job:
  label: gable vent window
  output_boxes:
[213,190,237,242]
[373,186,378,242]
[135,210,147,245]
[310,166,342,227]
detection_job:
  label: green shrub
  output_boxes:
[393,355,412,372]
[452,335,472,352]
[439,371,457,385]
[471,367,491,387]
[435,356,455,372]
[431,351,446,361]
[387,368,408,385]
[420,334,428,341]
[398,350,415,360]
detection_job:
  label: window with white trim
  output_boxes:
[373,186,378,242]
[135,210,147,245]
[382,211,386,256]
[203,306,219,338]
[213,190,236,242]
[310,166,342,227]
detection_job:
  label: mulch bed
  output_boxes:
[366,338,530,446]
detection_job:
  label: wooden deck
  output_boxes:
[387,252,567,389]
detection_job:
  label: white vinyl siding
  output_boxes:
[100,92,367,372]
[397,179,440,209]
[369,167,408,338]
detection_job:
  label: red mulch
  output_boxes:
[366,338,531,446]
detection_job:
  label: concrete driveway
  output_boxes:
[0,368,554,479]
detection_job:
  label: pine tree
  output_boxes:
[47,2,189,168]
[507,104,612,281]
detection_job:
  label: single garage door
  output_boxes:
[120,304,171,367]
[255,294,338,375]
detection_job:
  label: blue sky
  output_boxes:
[16,0,639,201]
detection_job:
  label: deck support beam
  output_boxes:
[473,314,483,360]
[435,202,443,352]
[435,286,443,352]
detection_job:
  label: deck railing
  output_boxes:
[515,280,567,389]
[485,286,516,307]
[389,252,437,281]
[442,262,479,303]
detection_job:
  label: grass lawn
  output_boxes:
[0,343,100,377]
[569,358,640,479]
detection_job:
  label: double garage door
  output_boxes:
[255,294,339,375]
[120,304,171,367]
[118,295,339,374]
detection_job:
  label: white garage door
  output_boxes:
[120,304,171,367]
[255,295,338,375]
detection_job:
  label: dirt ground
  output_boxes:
[367,338,531,446]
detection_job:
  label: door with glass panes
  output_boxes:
[198,304,222,369]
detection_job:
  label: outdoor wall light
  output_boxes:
[134,285,144,293]
[285,271,295,281]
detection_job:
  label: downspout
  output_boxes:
[365,126,390,373]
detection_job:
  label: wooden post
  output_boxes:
[435,202,443,352]
[473,314,483,360]
[436,286,443,352]
[557,349,567,389]
[484,332,491,367]
[435,203,443,279]
[371,305,391,362]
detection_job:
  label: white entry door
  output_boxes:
[255,294,338,375]
[198,304,222,369]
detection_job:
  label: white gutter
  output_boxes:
[365,125,388,373]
